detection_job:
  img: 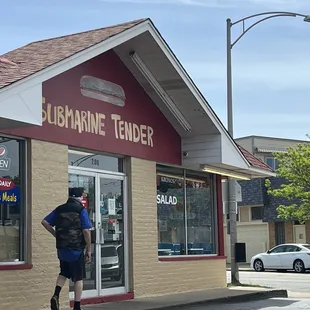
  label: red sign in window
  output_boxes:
[81,195,88,209]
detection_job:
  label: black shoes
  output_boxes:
[50,295,82,310]
[50,295,59,310]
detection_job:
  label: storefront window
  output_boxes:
[0,137,26,262]
[157,173,185,256]
[186,175,214,255]
[157,166,216,256]
[68,149,123,172]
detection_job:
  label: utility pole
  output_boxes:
[226,18,239,285]
[228,178,239,284]
[226,10,310,285]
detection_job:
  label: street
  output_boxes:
[186,298,310,309]
[227,270,310,292]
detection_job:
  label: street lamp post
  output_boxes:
[226,11,310,285]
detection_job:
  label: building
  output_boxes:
[224,177,269,263]
[225,135,309,263]
[0,19,273,310]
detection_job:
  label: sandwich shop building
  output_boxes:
[0,18,273,310]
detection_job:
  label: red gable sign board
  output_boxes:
[3,50,181,165]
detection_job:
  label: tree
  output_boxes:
[265,140,310,223]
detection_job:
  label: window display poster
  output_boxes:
[108,198,116,215]
[0,177,20,204]
[81,193,88,209]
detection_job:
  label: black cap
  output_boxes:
[69,187,84,198]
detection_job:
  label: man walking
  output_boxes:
[42,187,92,310]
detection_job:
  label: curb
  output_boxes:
[226,268,253,272]
[145,289,288,309]
[288,291,310,299]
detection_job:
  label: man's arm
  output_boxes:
[41,219,56,238]
[81,208,92,262]
[83,229,91,252]
[41,210,56,237]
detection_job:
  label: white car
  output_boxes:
[251,243,310,273]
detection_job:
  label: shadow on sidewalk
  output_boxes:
[222,298,297,309]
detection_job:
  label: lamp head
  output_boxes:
[303,15,310,22]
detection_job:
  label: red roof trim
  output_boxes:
[237,144,273,172]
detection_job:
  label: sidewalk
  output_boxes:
[83,287,287,310]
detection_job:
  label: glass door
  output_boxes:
[68,168,127,299]
[68,172,97,298]
[97,176,127,295]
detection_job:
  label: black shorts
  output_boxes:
[59,252,85,282]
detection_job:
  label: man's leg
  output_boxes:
[72,253,85,310]
[53,275,67,297]
[51,261,69,310]
[73,280,83,310]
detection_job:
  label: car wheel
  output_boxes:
[254,259,265,272]
[294,259,305,273]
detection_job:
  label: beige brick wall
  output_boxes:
[285,221,293,243]
[130,157,226,298]
[268,222,276,249]
[306,221,310,243]
[0,140,68,310]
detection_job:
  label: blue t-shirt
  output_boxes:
[44,208,92,262]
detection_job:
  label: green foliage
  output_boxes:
[265,138,310,223]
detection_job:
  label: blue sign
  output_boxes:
[0,186,20,204]
[100,200,105,213]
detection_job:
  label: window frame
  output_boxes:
[156,165,218,258]
[265,156,279,170]
[275,222,285,245]
[251,206,263,221]
[0,135,29,268]
[68,148,124,173]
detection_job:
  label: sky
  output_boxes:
[1,0,310,140]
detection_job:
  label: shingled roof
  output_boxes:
[0,19,147,89]
[237,145,273,172]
